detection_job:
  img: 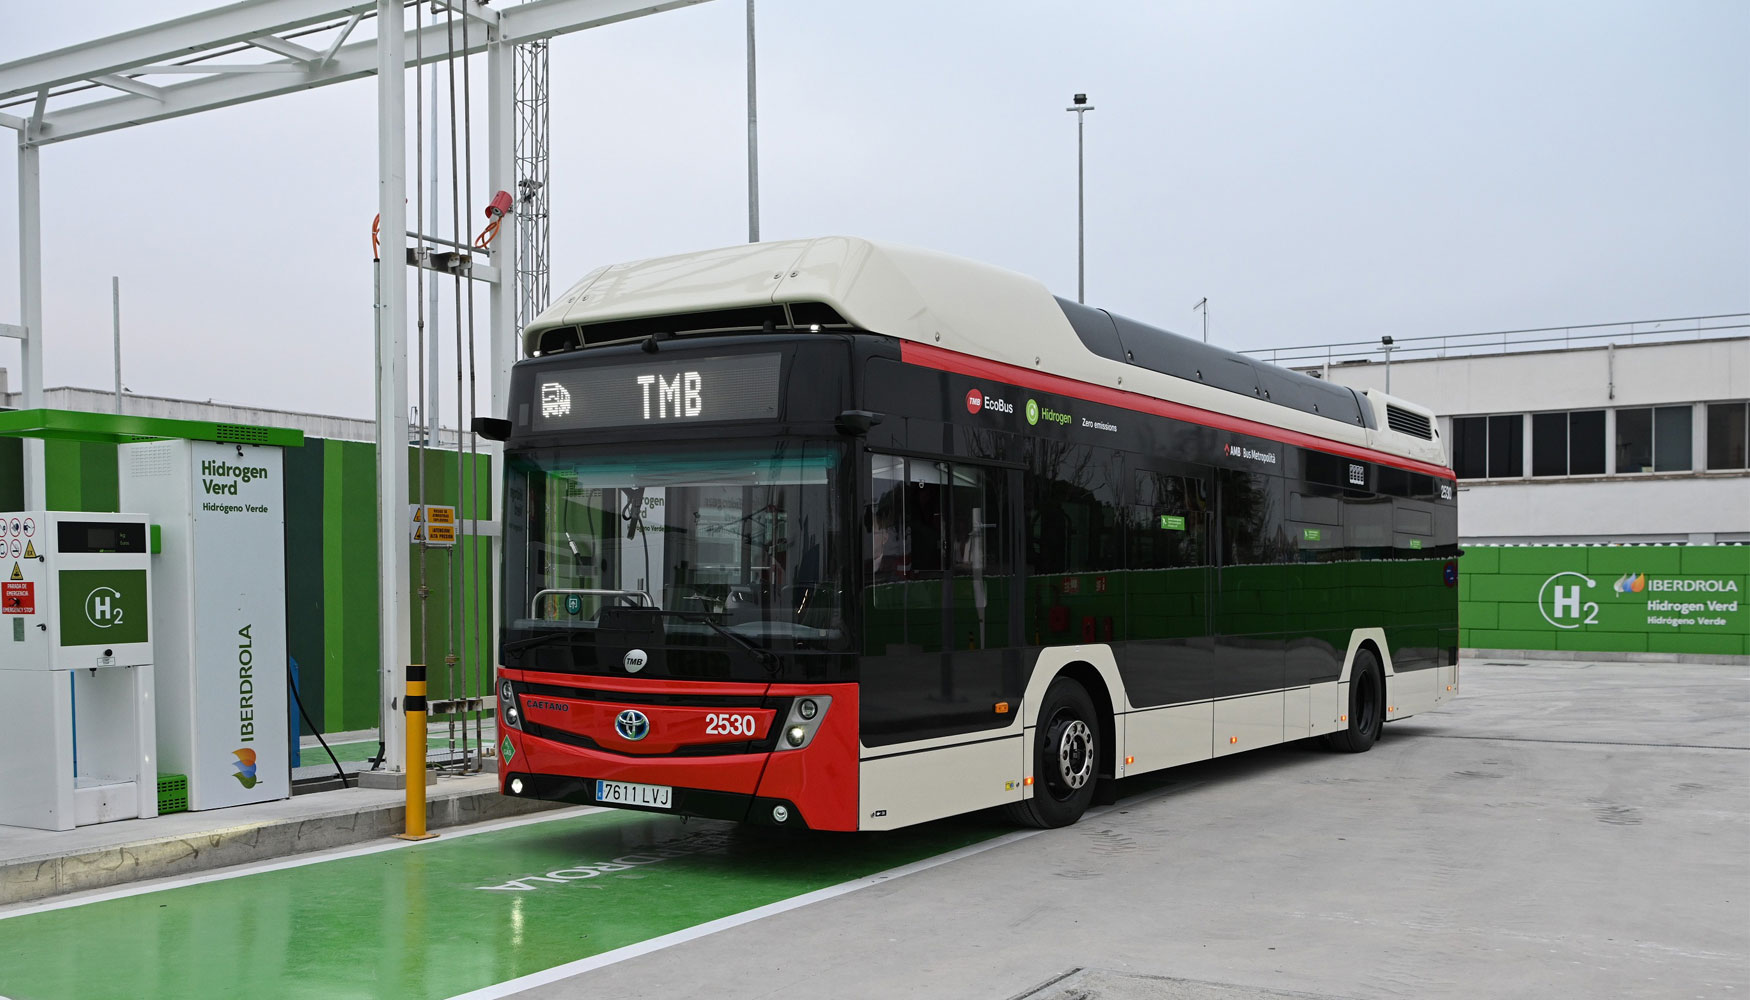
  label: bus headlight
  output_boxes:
[775,696,830,751]
[499,678,522,730]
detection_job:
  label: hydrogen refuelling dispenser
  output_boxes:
[0,512,159,830]
[120,439,290,809]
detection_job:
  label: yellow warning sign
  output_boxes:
[22,541,35,559]
[426,523,456,544]
[425,505,456,526]
[8,563,19,581]
[413,507,424,522]
[412,524,425,542]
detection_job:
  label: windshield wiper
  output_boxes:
[681,614,779,677]
[503,630,577,654]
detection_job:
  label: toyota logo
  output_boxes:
[615,709,651,741]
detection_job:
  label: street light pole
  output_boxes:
[1065,93,1094,303]
[1194,297,1208,343]
[1381,335,1395,393]
[746,0,759,243]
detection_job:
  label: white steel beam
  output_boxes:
[92,74,166,101]
[498,0,707,44]
[374,0,410,773]
[13,0,707,146]
[247,35,325,66]
[0,0,376,101]
[16,142,46,509]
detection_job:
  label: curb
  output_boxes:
[1,781,562,906]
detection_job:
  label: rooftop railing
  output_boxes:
[1240,313,1750,370]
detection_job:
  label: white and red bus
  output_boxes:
[485,237,1459,831]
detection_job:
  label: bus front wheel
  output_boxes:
[1006,677,1100,828]
[1324,649,1385,753]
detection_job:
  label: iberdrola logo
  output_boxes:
[231,748,259,789]
[1613,573,1646,595]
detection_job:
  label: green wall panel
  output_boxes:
[283,440,327,735]
[1460,546,1747,657]
[0,435,22,509]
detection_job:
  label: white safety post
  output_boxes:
[16,140,45,510]
[485,29,517,699]
[376,0,411,772]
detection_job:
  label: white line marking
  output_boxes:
[0,805,605,921]
[442,827,1050,1000]
[442,790,1176,1000]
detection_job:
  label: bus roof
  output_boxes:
[522,236,1449,472]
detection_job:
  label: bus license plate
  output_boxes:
[595,779,672,809]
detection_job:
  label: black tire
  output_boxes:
[1005,677,1100,828]
[1323,648,1385,753]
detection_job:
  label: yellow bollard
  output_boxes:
[396,663,437,841]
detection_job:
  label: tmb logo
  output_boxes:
[966,388,984,414]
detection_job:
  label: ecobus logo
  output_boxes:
[1538,572,1600,629]
[965,388,1013,415]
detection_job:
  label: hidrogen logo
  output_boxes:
[965,388,1014,416]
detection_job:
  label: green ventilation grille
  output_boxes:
[157,773,189,815]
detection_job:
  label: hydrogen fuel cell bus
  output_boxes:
[487,237,1459,831]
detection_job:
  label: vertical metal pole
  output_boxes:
[1076,113,1084,304]
[17,142,45,511]
[428,62,443,451]
[396,663,434,840]
[487,29,517,732]
[112,277,121,412]
[376,0,411,774]
[746,0,759,243]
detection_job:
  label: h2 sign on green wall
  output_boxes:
[1460,546,1749,656]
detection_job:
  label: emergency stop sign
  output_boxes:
[2,581,34,614]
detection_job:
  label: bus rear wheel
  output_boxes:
[1006,677,1100,829]
[1324,649,1385,753]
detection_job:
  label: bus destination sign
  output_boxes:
[528,353,781,430]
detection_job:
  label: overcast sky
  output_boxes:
[2,1,1746,421]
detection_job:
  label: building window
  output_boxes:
[1616,406,1692,473]
[1452,414,1523,479]
[1707,401,1749,470]
[1531,410,1606,476]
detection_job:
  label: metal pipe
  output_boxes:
[111,276,121,412]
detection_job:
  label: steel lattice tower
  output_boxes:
[513,41,550,335]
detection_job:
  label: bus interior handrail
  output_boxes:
[530,587,654,618]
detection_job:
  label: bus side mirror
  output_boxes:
[472,417,512,441]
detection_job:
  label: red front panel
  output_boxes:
[519,694,777,755]
[499,670,860,831]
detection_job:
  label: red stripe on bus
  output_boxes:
[899,341,1456,480]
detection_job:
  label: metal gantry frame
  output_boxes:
[513,39,551,334]
[1,0,707,774]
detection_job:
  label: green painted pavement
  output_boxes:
[0,808,1010,1000]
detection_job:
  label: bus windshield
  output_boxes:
[506,440,846,645]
